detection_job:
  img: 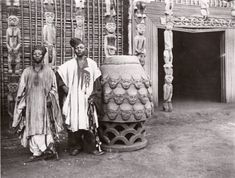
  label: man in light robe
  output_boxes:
[56,38,103,156]
[12,45,63,161]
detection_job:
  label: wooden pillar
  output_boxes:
[224,29,235,102]
[145,17,158,107]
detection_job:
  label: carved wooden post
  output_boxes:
[6,15,21,74]
[232,0,235,17]
[74,0,85,41]
[199,0,209,19]
[6,1,21,128]
[133,0,147,67]
[163,0,174,112]
[43,0,56,68]
[104,0,117,57]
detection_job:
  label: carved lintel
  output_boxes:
[160,16,235,29]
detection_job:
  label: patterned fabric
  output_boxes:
[57,58,101,132]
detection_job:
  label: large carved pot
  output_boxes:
[100,55,153,152]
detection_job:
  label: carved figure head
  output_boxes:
[7,83,18,94]
[75,15,84,27]
[45,12,55,24]
[8,15,19,27]
[163,63,173,75]
[136,23,145,35]
[165,75,173,84]
[106,22,116,33]
[166,21,173,30]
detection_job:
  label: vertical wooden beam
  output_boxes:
[220,31,225,102]
[21,0,25,68]
[98,0,101,66]
[35,0,38,44]
[224,29,235,103]
[87,0,90,57]
[145,17,158,107]
[29,0,32,65]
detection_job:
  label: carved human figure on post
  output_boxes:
[134,22,146,66]
[105,0,116,17]
[200,0,209,20]
[104,22,117,57]
[75,0,85,9]
[7,83,18,125]
[164,21,173,64]
[163,75,173,112]
[6,15,21,74]
[134,0,147,18]
[43,11,56,68]
[164,0,173,15]
[75,15,85,41]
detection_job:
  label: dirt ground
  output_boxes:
[1,101,235,178]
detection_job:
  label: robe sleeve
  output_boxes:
[48,71,64,133]
[12,69,28,128]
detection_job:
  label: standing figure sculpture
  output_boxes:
[163,21,173,64]
[104,22,117,57]
[6,15,21,74]
[163,75,173,112]
[105,0,116,17]
[43,11,56,68]
[12,45,63,162]
[134,22,146,66]
[164,0,173,15]
[75,15,85,41]
[200,0,209,20]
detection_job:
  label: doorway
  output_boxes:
[158,30,222,102]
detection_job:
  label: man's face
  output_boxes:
[33,49,44,63]
[74,43,86,58]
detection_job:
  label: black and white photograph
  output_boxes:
[1,0,235,177]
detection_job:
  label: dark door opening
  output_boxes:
[158,30,222,102]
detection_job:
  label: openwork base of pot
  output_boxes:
[99,121,147,152]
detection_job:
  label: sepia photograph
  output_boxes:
[1,0,235,177]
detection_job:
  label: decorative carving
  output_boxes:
[7,83,18,118]
[163,75,173,112]
[172,16,235,28]
[105,0,116,17]
[134,0,147,19]
[164,0,173,15]
[134,22,146,66]
[75,0,85,9]
[164,21,173,64]
[99,121,147,152]
[6,15,21,74]
[104,22,117,56]
[133,1,147,67]
[43,11,56,68]
[100,56,153,151]
[199,0,209,19]
[163,0,174,112]
[75,15,85,41]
